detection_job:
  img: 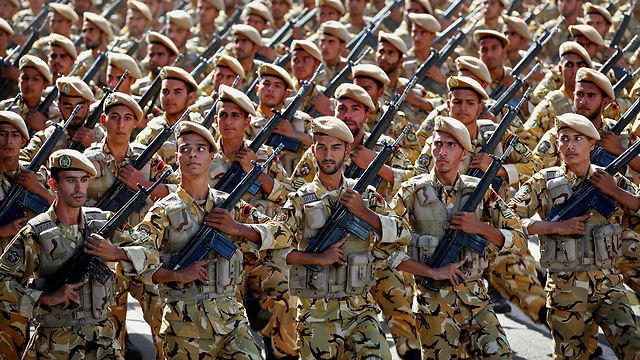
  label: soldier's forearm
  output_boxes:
[258,173,275,194]
[377,165,395,184]
[237,224,262,244]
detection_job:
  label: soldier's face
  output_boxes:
[573,35,599,60]
[376,42,402,75]
[411,25,436,51]
[197,0,220,24]
[501,24,523,51]
[233,35,258,61]
[346,0,366,16]
[335,98,368,138]
[313,135,349,175]
[574,82,608,121]
[213,66,240,92]
[52,170,91,208]
[0,124,26,159]
[447,89,482,125]
[176,133,215,176]
[148,43,172,71]
[72,0,92,14]
[18,68,47,98]
[319,34,343,63]
[354,77,384,105]
[146,0,160,16]
[126,9,149,37]
[103,105,137,145]
[318,6,341,23]
[269,0,290,20]
[167,24,190,49]
[215,101,250,141]
[106,66,133,94]
[59,95,90,129]
[48,47,74,80]
[50,12,73,35]
[0,0,17,20]
[481,0,504,21]
[82,22,105,50]
[557,127,595,167]
[161,79,194,116]
[243,14,269,33]
[403,1,426,25]
[432,131,466,174]
[558,0,581,17]
[291,50,318,80]
[258,75,289,109]
[478,37,505,71]
[585,14,610,39]
[559,53,588,89]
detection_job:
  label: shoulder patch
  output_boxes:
[137,224,152,237]
[241,203,254,217]
[276,209,289,222]
[300,164,310,176]
[418,154,430,167]
[537,140,551,154]
[374,194,385,206]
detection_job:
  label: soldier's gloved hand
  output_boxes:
[449,212,485,234]
[236,148,258,173]
[84,233,129,261]
[589,169,619,198]
[557,213,592,236]
[36,279,88,309]
[72,126,96,148]
[596,131,625,157]
[350,145,377,170]
[204,209,241,236]
[317,236,347,266]
[339,189,368,219]
[25,111,48,132]
[118,165,146,191]
[0,217,29,238]
[176,259,218,284]
[15,169,46,196]
[429,256,468,288]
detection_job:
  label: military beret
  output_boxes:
[167,10,193,30]
[19,55,52,85]
[556,113,600,140]
[353,64,390,86]
[584,3,612,24]
[108,53,142,79]
[83,12,113,37]
[50,149,97,177]
[218,84,258,116]
[147,31,180,56]
[559,41,593,68]
[259,63,295,90]
[50,3,80,23]
[214,53,245,78]
[576,67,614,100]
[104,92,143,123]
[410,0,433,15]
[0,111,29,139]
[312,116,354,143]
[316,0,345,15]
[292,40,323,62]
[447,76,489,101]
[128,0,153,22]
[335,83,375,111]
[503,15,532,40]
[320,20,350,42]
[455,56,491,84]
[203,0,225,11]
[56,77,95,102]
[232,24,263,46]
[378,31,408,55]
[408,13,441,33]
[160,66,198,92]
[177,121,217,151]
[497,0,508,7]
[49,33,78,59]
[0,18,14,37]
[6,0,18,7]
[474,29,510,48]
[569,24,605,47]
[243,2,274,25]
[434,116,472,150]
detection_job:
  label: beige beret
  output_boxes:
[20,55,52,85]
[258,63,295,90]
[218,84,258,116]
[447,76,489,101]
[503,15,532,40]
[203,0,225,11]
[49,33,78,59]
[434,116,472,150]
[292,40,323,62]
[316,0,345,15]
[56,77,95,102]
[455,56,491,84]
[408,13,441,33]
[584,3,612,24]
[177,121,217,151]
[232,24,263,46]
[474,29,510,48]
[335,83,375,111]
[556,113,600,140]
[410,0,433,15]
[50,149,97,177]
[104,92,143,122]
[167,10,193,30]
[243,1,274,24]
[0,111,29,139]
[353,64,390,86]
[569,24,605,47]
[0,18,14,37]
[312,116,354,143]
[128,0,153,22]
[83,12,113,37]
[160,66,198,92]
[108,53,142,79]
[6,0,18,8]
[50,3,80,23]
[147,31,180,56]
[320,20,350,43]
[576,67,614,100]
[214,53,245,78]
[559,41,593,68]
[378,31,408,55]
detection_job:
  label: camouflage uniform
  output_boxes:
[266,174,413,360]
[20,120,106,163]
[612,3,640,57]
[366,101,421,163]
[509,164,640,360]
[519,85,574,150]
[384,77,441,126]
[401,47,453,96]
[0,94,61,128]
[391,171,528,359]
[239,59,264,94]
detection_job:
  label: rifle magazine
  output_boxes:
[346,215,373,241]
[87,257,115,285]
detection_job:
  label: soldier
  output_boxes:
[30,3,80,61]
[501,15,542,84]
[267,0,293,35]
[0,149,155,359]
[46,34,79,84]
[393,0,433,46]
[165,10,198,73]
[314,21,350,82]
[76,13,114,88]
[611,1,640,57]
[508,113,640,360]
[583,3,613,50]
[391,116,526,359]
[457,0,507,57]
[536,0,583,63]
[106,53,143,97]
[313,0,345,34]
[243,1,275,37]
[189,0,224,49]
[131,31,179,98]
[340,0,372,36]
[231,24,265,93]
[401,13,448,93]
[197,53,245,111]
[110,0,153,62]
[290,40,332,113]
[0,18,12,63]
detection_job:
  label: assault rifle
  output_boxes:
[489,63,540,116]
[600,35,640,76]
[0,46,21,74]
[190,26,234,80]
[126,29,151,57]
[137,54,184,111]
[505,0,518,15]
[69,70,130,151]
[524,2,550,24]
[81,41,119,84]
[345,9,390,62]
[101,0,127,21]
[442,0,466,20]
[432,7,481,46]
[613,67,640,97]
[303,125,412,271]
[35,61,83,116]
[4,94,21,111]
[605,0,621,12]
[287,7,319,45]
[0,106,80,227]
[201,75,241,129]
[94,109,190,212]
[590,94,640,167]
[610,0,638,48]
[164,144,285,290]
[420,136,518,290]
[40,170,172,308]
[0,23,43,100]
[267,8,309,48]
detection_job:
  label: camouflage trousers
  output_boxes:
[0,310,28,359]
[370,264,421,356]
[297,294,392,360]
[161,296,262,359]
[415,280,512,360]
[546,270,640,360]
[616,235,640,296]
[24,319,123,360]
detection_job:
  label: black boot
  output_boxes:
[246,292,272,331]
[263,337,276,360]
[590,346,603,359]
[538,306,551,331]
[487,284,511,313]
[124,333,143,360]
[402,349,422,360]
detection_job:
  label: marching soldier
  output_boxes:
[313,21,350,82]
[267,0,293,36]
[290,40,332,112]
[535,0,583,63]
[393,0,433,46]
[30,3,80,61]
[131,31,179,98]
[457,0,507,57]
[340,0,372,36]
[76,13,115,88]
[231,24,265,93]
[165,10,199,73]
[196,54,245,116]
[106,53,143,96]
[188,0,225,49]
[110,0,153,62]
[311,0,345,37]
[502,16,533,70]
[46,34,79,84]
[243,1,275,37]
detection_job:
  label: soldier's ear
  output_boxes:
[48,178,57,190]
[460,148,468,160]
[589,138,595,151]
[100,113,106,126]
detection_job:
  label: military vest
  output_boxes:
[539,167,624,272]
[546,90,573,118]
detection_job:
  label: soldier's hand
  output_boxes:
[469,153,493,173]
[589,169,618,197]
[426,67,446,84]
[118,165,146,191]
[236,148,258,173]
[177,259,218,284]
[430,257,467,288]
[308,93,333,116]
[204,209,241,236]
[0,217,29,238]
[350,145,377,170]
[72,127,96,148]
[25,111,48,132]
[2,65,20,82]
[37,279,88,308]
[317,236,347,266]
[498,75,516,88]
[15,170,45,195]
[557,213,591,235]
[292,26,303,40]
[84,233,128,261]
[257,46,278,62]
[449,212,484,234]
[596,131,625,157]
[273,119,295,136]
[339,189,368,219]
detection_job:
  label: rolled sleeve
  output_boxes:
[19,289,42,319]
[503,164,519,186]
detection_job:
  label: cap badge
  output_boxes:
[58,154,71,168]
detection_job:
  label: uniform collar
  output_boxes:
[311,173,348,200]
[176,185,217,213]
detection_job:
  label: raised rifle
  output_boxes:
[267,8,309,48]
[489,63,540,116]
[0,105,80,227]
[0,46,21,74]
[505,0,518,15]
[613,67,640,97]
[101,0,127,21]
[606,0,622,12]
[600,35,640,76]
[432,6,481,46]
[11,1,57,41]
[94,109,190,212]
[282,7,319,46]
[524,2,550,24]
[5,94,21,111]
[190,26,234,80]
[345,9,390,62]
[126,29,151,57]
[0,22,43,100]
[164,144,284,290]
[303,126,412,271]
[201,75,241,129]
[138,54,184,111]
[69,70,130,151]
[590,94,640,167]
[442,0,466,20]
[81,41,119,84]
[420,136,518,290]
[35,61,83,116]
[610,0,638,48]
